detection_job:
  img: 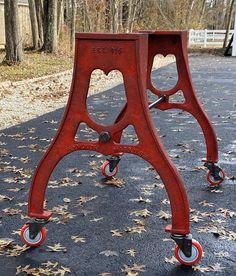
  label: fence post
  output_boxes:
[189,29,193,45]
[232,12,236,57]
[204,29,207,47]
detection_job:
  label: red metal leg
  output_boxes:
[144,31,219,164]
[28,138,74,219]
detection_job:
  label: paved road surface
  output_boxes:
[0,55,235,275]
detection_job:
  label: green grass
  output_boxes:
[0,51,73,82]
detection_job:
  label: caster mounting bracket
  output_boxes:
[28,219,48,239]
[106,155,121,172]
[204,162,223,181]
[171,234,192,257]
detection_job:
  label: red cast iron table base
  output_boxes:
[21,33,204,266]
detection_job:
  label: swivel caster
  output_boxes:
[204,162,225,187]
[20,220,47,247]
[101,160,118,178]
[174,239,203,266]
[101,155,121,178]
[207,168,225,187]
[171,234,203,266]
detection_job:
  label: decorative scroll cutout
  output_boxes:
[75,122,98,142]
[169,90,185,104]
[120,125,139,145]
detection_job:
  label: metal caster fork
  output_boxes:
[101,155,121,178]
[204,162,225,187]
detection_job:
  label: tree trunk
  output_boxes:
[64,0,70,25]
[185,0,196,27]
[119,0,123,32]
[35,0,44,48]
[105,0,110,31]
[223,0,235,47]
[199,0,207,23]
[4,0,23,64]
[70,0,77,51]
[57,0,63,37]
[129,0,140,32]
[126,0,133,32]
[29,0,40,50]
[109,0,119,33]
[43,0,58,53]
[83,0,92,32]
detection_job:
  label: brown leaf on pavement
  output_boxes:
[47,243,67,252]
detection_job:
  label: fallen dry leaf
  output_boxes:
[126,248,136,257]
[122,263,146,274]
[71,235,86,243]
[47,243,67,252]
[199,200,214,207]
[99,250,119,257]
[126,226,146,234]
[214,251,230,258]
[105,178,125,188]
[130,209,152,218]
[157,210,171,220]
[164,256,178,264]
[209,263,226,272]
[111,229,124,237]
[193,265,211,272]
[77,195,97,205]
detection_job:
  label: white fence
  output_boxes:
[189,29,234,47]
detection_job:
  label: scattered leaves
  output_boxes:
[3,208,21,216]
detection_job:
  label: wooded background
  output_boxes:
[3,0,236,64]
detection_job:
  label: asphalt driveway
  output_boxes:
[0,55,235,276]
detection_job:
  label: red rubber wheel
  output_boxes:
[20,223,47,247]
[101,160,118,178]
[207,168,225,187]
[174,239,203,266]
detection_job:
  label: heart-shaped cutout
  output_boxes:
[151,54,178,91]
[87,69,127,126]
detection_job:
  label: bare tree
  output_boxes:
[43,0,58,53]
[4,0,23,64]
[57,0,63,36]
[125,0,141,32]
[71,0,77,51]
[223,0,235,47]
[29,0,41,50]
[35,0,44,47]
[83,0,92,31]
[110,0,119,33]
